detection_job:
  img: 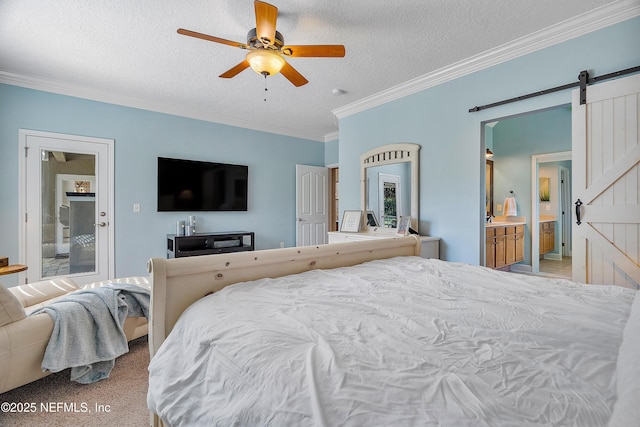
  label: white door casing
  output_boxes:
[571,73,640,288]
[19,130,115,285]
[296,165,329,246]
[560,166,572,257]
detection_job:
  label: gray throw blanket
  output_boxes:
[29,282,150,384]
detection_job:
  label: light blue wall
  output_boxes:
[338,16,640,264]
[324,139,339,166]
[0,85,324,282]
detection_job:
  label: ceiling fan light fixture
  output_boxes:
[246,50,285,76]
[178,1,344,87]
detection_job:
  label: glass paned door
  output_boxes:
[41,150,97,277]
[377,173,402,228]
[21,130,113,285]
[383,182,398,227]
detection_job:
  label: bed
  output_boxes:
[146,236,639,427]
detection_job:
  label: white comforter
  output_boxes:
[148,257,638,426]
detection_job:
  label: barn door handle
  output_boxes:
[575,199,583,225]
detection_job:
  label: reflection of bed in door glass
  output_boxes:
[66,192,95,273]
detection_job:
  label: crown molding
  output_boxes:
[332,0,640,120]
[323,131,339,142]
[3,1,636,142]
[0,71,327,142]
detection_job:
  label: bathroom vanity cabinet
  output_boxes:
[486,224,524,269]
[539,221,555,255]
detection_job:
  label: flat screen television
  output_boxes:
[157,157,248,212]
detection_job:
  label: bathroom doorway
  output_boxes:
[482,105,572,276]
[532,151,572,279]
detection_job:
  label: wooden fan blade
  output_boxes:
[178,28,249,49]
[219,60,250,78]
[281,45,346,58]
[280,62,308,87]
[254,1,278,46]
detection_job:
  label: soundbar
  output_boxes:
[211,239,241,249]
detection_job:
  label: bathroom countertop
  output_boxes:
[485,221,526,228]
[485,215,526,227]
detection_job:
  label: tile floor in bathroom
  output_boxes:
[539,256,572,279]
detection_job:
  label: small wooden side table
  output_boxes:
[0,264,27,276]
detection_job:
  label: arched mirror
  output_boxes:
[360,143,420,233]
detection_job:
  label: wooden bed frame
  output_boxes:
[147,235,421,358]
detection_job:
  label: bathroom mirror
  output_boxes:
[360,143,420,233]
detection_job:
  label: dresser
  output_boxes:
[327,231,440,259]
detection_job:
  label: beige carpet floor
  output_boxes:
[0,336,150,427]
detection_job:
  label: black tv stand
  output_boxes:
[167,231,254,259]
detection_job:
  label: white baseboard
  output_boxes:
[511,264,533,274]
[543,253,563,261]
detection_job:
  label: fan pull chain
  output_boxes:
[264,74,268,102]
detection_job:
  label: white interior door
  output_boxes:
[19,130,114,285]
[571,73,640,288]
[296,165,328,246]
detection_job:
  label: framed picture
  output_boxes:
[340,210,363,233]
[396,216,411,236]
[539,177,550,202]
[366,210,379,227]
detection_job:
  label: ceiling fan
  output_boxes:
[178,0,345,87]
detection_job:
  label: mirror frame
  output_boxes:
[360,143,420,233]
[486,159,494,217]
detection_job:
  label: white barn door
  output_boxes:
[296,165,328,246]
[572,73,640,288]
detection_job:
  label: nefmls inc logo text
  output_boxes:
[41,402,90,413]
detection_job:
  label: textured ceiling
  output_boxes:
[0,0,624,141]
